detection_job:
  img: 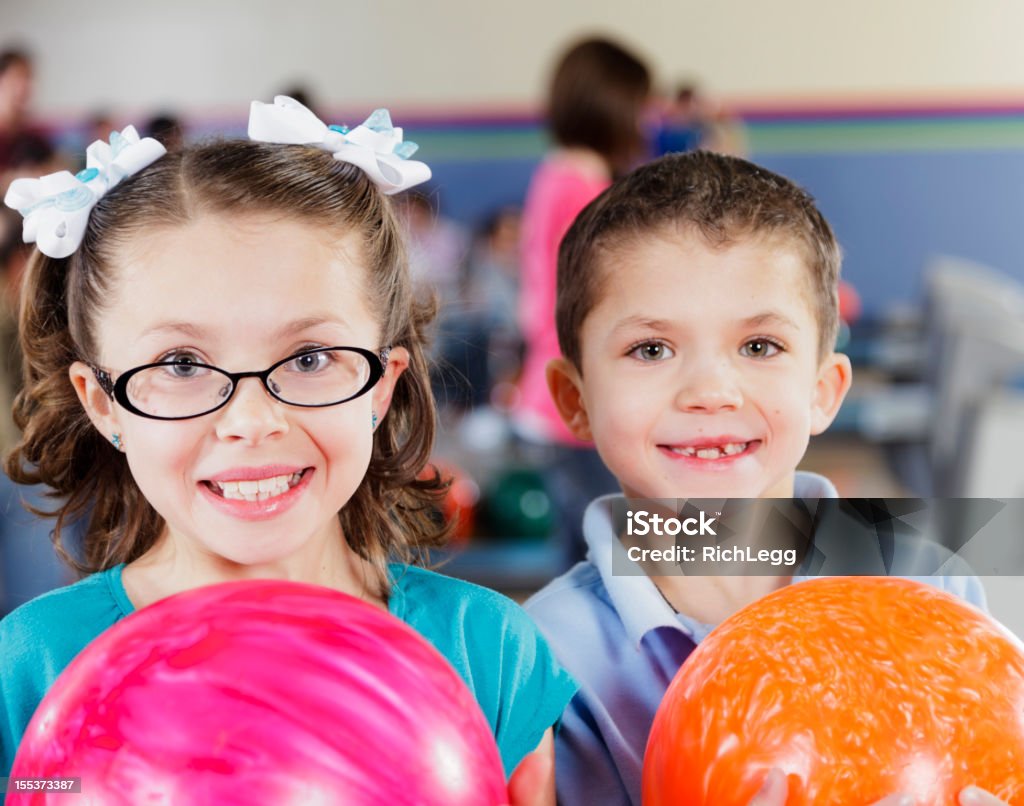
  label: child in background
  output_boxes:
[525,151,1001,806]
[0,97,575,803]
[516,36,651,568]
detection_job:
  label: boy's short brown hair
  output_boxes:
[556,151,841,369]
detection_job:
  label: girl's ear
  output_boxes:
[69,361,120,439]
[370,346,409,421]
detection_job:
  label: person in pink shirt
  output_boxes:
[516,37,652,566]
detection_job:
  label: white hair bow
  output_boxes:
[248,96,431,195]
[4,126,166,259]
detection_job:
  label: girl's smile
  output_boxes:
[199,465,314,521]
[70,210,408,581]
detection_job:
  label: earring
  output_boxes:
[111,433,123,452]
[371,411,378,430]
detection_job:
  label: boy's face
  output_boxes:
[547,228,851,500]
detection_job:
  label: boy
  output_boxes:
[524,151,995,805]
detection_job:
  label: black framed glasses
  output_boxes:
[90,346,391,421]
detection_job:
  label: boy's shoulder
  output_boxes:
[525,560,610,621]
[524,560,635,665]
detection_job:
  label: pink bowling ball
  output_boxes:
[10,580,507,805]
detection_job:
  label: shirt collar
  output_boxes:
[583,471,839,647]
[583,494,681,647]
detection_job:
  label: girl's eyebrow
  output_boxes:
[139,321,207,339]
[140,316,350,340]
[278,316,351,336]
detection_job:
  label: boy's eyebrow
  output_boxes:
[742,312,801,330]
[139,316,351,340]
[610,316,675,334]
[609,312,800,333]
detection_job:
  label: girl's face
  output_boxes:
[70,212,408,572]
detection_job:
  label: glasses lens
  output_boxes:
[125,362,233,418]
[268,348,373,405]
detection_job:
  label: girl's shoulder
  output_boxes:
[387,564,578,774]
[388,563,561,651]
[1,567,131,776]
[1,566,130,671]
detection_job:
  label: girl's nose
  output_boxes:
[213,377,289,444]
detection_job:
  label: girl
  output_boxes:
[515,37,651,569]
[0,98,574,803]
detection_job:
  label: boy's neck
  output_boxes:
[650,573,792,627]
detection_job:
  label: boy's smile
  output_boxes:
[548,227,851,501]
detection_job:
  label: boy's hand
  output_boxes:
[505,728,555,806]
[746,769,1009,806]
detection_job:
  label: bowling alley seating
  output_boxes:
[847,256,1024,500]
[923,256,1024,498]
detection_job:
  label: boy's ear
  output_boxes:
[68,361,120,439]
[810,351,852,435]
[546,358,592,442]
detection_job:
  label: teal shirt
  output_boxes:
[0,563,576,779]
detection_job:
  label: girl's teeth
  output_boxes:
[213,472,303,501]
[697,447,723,459]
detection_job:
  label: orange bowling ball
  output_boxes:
[643,577,1024,805]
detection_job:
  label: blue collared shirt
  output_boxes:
[525,472,989,806]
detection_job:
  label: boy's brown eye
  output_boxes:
[629,342,675,361]
[741,339,780,358]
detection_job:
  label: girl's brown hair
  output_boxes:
[5,140,450,596]
[547,37,652,176]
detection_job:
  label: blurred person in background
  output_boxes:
[652,81,748,157]
[515,37,652,567]
[144,112,185,151]
[466,207,524,401]
[0,48,74,615]
[395,190,472,409]
[0,48,58,187]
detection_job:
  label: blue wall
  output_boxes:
[757,150,1024,316]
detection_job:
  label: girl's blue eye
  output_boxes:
[290,350,331,373]
[741,339,782,358]
[629,342,675,361]
[157,352,206,379]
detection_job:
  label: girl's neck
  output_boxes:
[121,527,386,612]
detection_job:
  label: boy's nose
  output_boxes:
[214,377,289,444]
[673,362,743,413]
